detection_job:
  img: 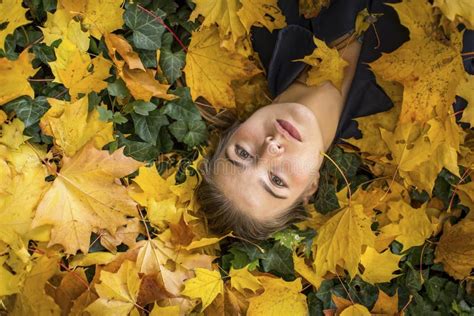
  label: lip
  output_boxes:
[275,119,302,142]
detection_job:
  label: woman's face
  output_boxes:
[213,102,325,222]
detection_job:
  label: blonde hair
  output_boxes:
[195,116,309,241]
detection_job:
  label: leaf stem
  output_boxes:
[136,4,188,53]
[320,151,352,206]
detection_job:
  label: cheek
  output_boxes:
[285,154,319,186]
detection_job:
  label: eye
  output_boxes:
[235,145,252,159]
[271,173,286,187]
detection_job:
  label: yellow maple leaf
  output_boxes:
[247,276,307,315]
[434,0,474,29]
[380,118,462,193]
[293,253,323,288]
[457,181,474,214]
[59,0,124,39]
[298,0,330,19]
[150,303,180,316]
[0,142,50,238]
[31,143,143,254]
[434,218,474,280]
[86,260,142,316]
[104,33,145,71]
[458,74,474,126]
[371,289,399,315]
[237,0,286,34]
[181,268,223,311]
[49,40,111,100]
[0,118,30,149]
[40,97,114,157]
[340,304,371,316]
[371,0,464,124]
[344,102,400,156]
[189,0,285,51]
[296,37,349,92]
[41,9,90,52]
[0,50,37,105]
[229,265,262,294]
[10,254,61,315]
[0,0,29,49]
[359,247,401,284]
[104,33,175,101]
[184,26,261,109]
[128,164,176,206]
[379,200,435,252]
[313,203,375,279]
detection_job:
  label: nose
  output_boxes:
[261,136,284,158]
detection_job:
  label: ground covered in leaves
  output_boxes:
[0,0,474,315]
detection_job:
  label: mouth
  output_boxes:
[276,119,302,142]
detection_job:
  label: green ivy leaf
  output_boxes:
[127,100,156,116]
[260,243,294,280]
[183,120,207,147]
[124,3,167,50]
[160,49,185,84]
[132,109,169,145]
[3,96,50,128]
[117,133,159,161]
[107,79,129,98]
[168,120,187,141]
[162,87,201,121]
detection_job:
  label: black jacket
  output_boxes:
[250,0,474,142]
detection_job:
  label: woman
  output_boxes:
[196,0,474,240]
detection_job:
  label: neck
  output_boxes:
[273,40,362,151]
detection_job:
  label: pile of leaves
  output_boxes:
[0,0,473,314]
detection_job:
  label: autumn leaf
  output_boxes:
[11,254,61,315]
[247,276,307,315]
[49,40,111,100]
[313,203,375,279]
[434,218,474,280]
[340,304,371,316]
[40,97,114,156]
[296,37,349,92]
[0,50,38,105]
[371,289,399,315]
[298,0,330,19]
[458,74,474,126]
[379,200,435,252]
[0,0,29,49]
[184,26,261,109]
[229,265,262,294]
[181,268,224,311]
[371,0,465,124]
[41,9,90,52]
[31,143,142,254]
[359,247,401,284]
[189,0,285,51]
[86,260,142,315]
[293,253,322,288]
[59,0,124,39]
[105,33,175,102]
[434,0,474,29]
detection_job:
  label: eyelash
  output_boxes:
[235,145,253,159]
[271,174,285,187]
[235,145,286,188]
